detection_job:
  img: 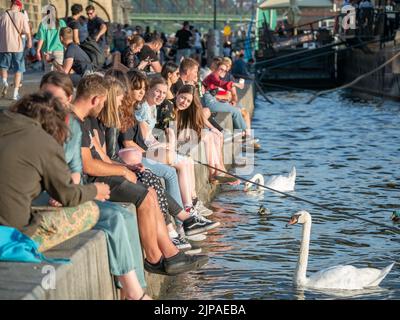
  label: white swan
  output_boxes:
[265,166,296,192]
[287,210,395,290]
[244,173,266,192]
[244,167,296,193]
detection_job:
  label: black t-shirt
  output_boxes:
[79,116,105,161]
[119,123,148,151]
[175,29,192,50]
[138,45,158,72]
[65,16,80,30]
[88,16,105,43]
[138,45,158,62]
[65,43,92,76]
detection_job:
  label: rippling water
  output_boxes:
[163,90,400,300]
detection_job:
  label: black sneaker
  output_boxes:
[164,251,209,275]
[183,215,221,236]
[144,257,168,275]
[171,235,192,250]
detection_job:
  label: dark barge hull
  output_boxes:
[338,42,400,100]
[256,46,339,89]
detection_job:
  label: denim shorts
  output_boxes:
[0,52,26,73]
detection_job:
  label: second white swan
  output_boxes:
[287,210,395,290]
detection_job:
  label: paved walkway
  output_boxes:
[0,71,43,109]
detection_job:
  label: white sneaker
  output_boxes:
[186,233,207,242]
[184,247,202,255]
[12,91,20,101]
[0,81,8,98]
[194,200,213,217]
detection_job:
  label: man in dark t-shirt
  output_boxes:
[64,43,92,76]
[56,27,92,86]
[86,5,107,48]
[175,21,193,63]
[64,3,83,44]
[137,35,163,73]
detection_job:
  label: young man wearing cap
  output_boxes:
[0,0,32,100]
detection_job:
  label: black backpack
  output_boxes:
[79,37,105,70]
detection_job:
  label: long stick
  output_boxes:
[189,157,400,234]
[254,80,275,104]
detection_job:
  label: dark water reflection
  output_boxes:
[163,91,400,300]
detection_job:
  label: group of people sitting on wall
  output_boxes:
[0,45,259,299]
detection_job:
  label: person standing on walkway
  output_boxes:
[65,3,83,44]
[86,5,107,49]
[0,0,31,100]
[175,21,192,63]
[35,4,66,72]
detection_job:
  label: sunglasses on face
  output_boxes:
[87,11,94,16]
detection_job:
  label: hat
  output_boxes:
[12,0,23,9]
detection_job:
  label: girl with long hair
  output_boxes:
[125,73,215,217]
[170,85,239,185]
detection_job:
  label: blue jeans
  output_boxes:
[0,51,25,73]
[142,157,183,209]
[202,92,247,131]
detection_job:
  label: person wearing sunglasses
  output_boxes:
[85,5,107,49]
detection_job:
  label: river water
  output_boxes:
[163,90,400,300]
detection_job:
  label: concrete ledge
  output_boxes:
[0,230,115,300]
[0,83,255,300]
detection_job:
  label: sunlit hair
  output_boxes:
[98,76,126,129]
[60,27,73,41]
[148,75,167,89]
[210,56,223,71]
[9,92,69,145]
[119,70,148,132]
[128,35,145,47]
[222,57,232,68]
[40,71,74,100]
[175,84,205,138]
[105,68,130,89]
[215,60,228,71]
[75,74,108,100]
[179,57,199,75]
